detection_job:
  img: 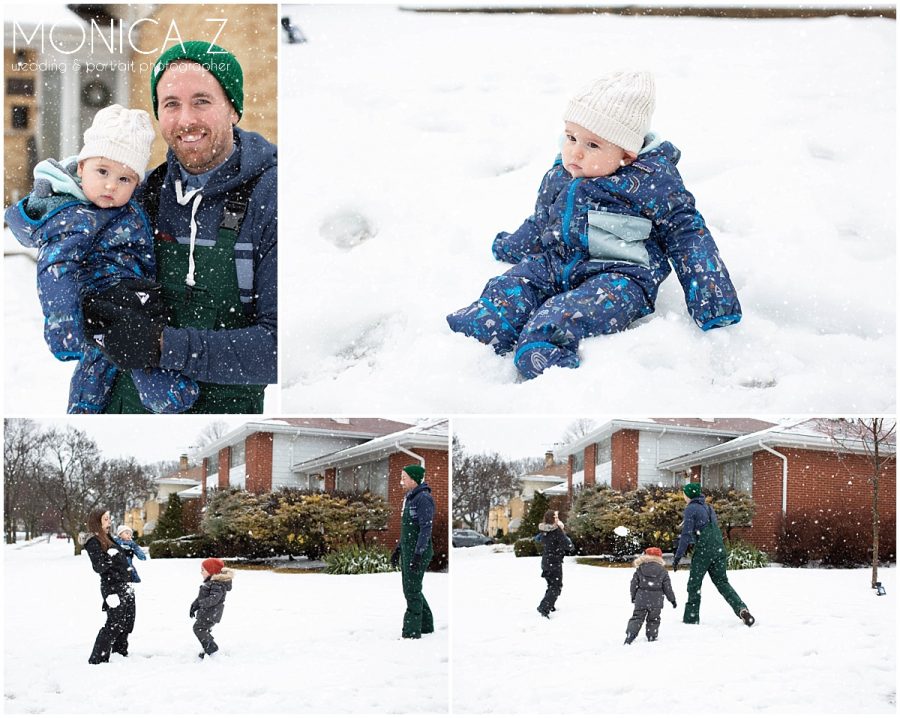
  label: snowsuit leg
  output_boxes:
[68,347,119,414]
[193,617,220,655]
[626,606,648,638]
[88,590,135,663]
[514,271,652,380]
[684,523,747,624]
[644,605,662,640]
[446,253,562,356]
[538,565,563,614]
[129,367,200,414]
[401,546,434,638]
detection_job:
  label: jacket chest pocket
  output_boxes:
[586,211,653,267]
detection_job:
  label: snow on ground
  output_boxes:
[279,6,895,414]
[452,545,896,714]
[3,538,448,714]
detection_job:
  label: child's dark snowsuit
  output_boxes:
[447,135,741,379]
[85,535,136,663]
[113,536,147,582]
[626,553,676,642]
[536,523,574,616]
[189,568,234,656]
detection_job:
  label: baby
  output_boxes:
[112,525,147,583]
[5,104,199,413]
[447,72,741,379]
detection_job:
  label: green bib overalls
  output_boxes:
[684,515,748,624]
[400,499,434,639]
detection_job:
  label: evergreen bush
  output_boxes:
[323,546,396,574]
[776,509,894,567]
[514,538,542,557]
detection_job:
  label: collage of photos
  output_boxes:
[1,1,896,716]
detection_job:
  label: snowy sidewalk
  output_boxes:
[452,546,896,713]
[4,539,449,714]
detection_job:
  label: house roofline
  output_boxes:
[658,421,896,470]
[557,419,767,458]
[291,420,448,473]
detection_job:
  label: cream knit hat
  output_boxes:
[77,104,154,178]
[563,72,656,154]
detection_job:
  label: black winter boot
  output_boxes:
[740,608,755,627]
[624,633,636,645]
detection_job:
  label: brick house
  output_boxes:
[290,421,450,566]
[123,454,202,536]
[194,418,449,564]
[554,418,896,553]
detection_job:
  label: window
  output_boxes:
[336,457,389,498]
[230,440,246,468]
[11,106,29,129]
[7,78,34,96]
[207,452,219,475]
[702,457,753,494]
[596,440,611,465]
[573,451,585,473]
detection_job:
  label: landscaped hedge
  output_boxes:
[514,538,542,557]
[776,510,896,567]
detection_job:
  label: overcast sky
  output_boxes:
[27,416,246,464]
[452,416,616,461]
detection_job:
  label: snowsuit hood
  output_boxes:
[633,553,666,568]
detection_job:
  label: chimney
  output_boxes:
[544,451,554,468]
[179,454,189,472]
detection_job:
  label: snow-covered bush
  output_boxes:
[776,510,896,568]
[323,546,396,574]
[725,540,769,570]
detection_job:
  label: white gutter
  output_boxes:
[396,444,425,468]
[758,441,789,515]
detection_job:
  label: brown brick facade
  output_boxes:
[324,468,336,494]
[245,432,274,494]
[731,447,897,552]
[583,443,597,488]
[611,429,640,491]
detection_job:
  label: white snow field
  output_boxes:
[452,546,896,714]
[3,538,448,714]
[279,5,895,414]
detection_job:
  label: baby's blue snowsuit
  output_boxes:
[446,135,742,379]
[4,158,199,413]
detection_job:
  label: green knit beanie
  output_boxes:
[683,482,703,499]
[403,465,425,484]
[151,41,243,119]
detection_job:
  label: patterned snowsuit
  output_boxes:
[446,135,742,379]
[4,158,199,413]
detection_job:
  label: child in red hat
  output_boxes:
[189,558,234,659]
[624,547,677,644]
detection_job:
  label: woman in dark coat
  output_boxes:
[84,508,136,663]
[536,509,575,617]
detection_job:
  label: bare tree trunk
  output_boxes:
[871,433,880,589]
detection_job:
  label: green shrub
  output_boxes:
[323,546,396,574]
[514,538,542,557]
[149,534,219,559]
[725,539,769,570]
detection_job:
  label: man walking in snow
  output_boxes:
[674,483,755,627]
[391,464,435,639]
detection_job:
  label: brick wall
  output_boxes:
[218,448,230,490]
[731,448,896,552]
[567,455,575,505]
[386,449,449,569]
[245,432,274,494]
[584,443,597,487]
[611,429,639,491]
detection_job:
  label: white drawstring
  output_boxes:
[175,179,203,287]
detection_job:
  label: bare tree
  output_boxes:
[103,457,155,523]
[3,419,46,543]
[452,436,519,533]
[194,420,231,451]
[817,418,896,588]
[559,418,598,446]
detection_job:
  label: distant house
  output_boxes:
[123,454,201,536]
[556,418,896,553]
[488,451,567,537]
[193,418,450,560]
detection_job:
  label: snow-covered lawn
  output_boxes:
[279,5,895,414]
[3,538,448,714]
[452,545,896,714]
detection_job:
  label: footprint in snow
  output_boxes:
[319,210,376,249]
